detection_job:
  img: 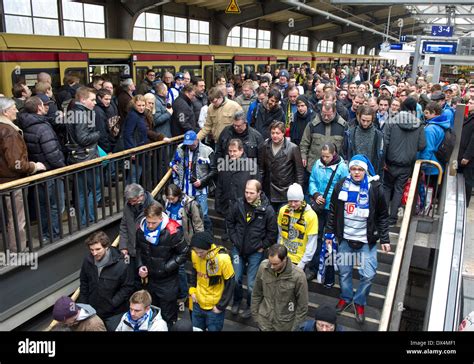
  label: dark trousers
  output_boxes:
[383,165,412,224]
[462,166,473,207]
[308,209,328,274]
[148,275,179,326]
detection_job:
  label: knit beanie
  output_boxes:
[348,154,376,177]
[314,304,337,325]
[53,296,79,322]
[190,231,213,250]
[287,183,304,201]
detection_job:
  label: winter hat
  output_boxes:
[190,231,213,250]
[53,296,79,322]
[314,304,337,325]
[287,183,304,201]
[279,69,290,80]
[401,96,417,112]
[348,154,376,177]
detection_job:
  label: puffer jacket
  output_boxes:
[308,155,349,210]
[171,92,198,137]
[290,105,315,146]
[66,102,100,164]
[258,137,305,203]
[135,213,189,281]
[198,98,242,141]
[78,247,135,319]
[300,113,346,172]
[226,193,278,256]
[252,102,285,140]
[17,112,65,170]
[251,258,308,331]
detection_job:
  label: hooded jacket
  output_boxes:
[251,258,308,331]
[115,305,168,332]
[70,304,106,332]
[135,213,189,281]
[119,191,156,257]
[17,112,66,170]
[78,247,135,319]
[94,100,120,153]
[252,102,285,140]
[290,100,315,146]
[309,155,349,210]
[417,113,451,175]
[384,111,426,168]
[226,192,278,256]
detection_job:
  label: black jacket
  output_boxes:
[258,137,305,203]
[459,113,474,169]
[215,156,256,215]
[171,92,199,136]
[193,92,208,124]
[17,112,66,170]
[325,178,390,246]
[215,124,263,161]
[252,103,285,140]
[94,100,120,153]
[226,193,278,256]
[290,107,314,146]
[78,247,135,319]
[135,215,189,281]
[313,99,350,122]
[66,103,100,163]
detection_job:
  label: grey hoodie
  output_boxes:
[384,111,426,168]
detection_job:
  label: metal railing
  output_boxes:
[0,136,182,257]
[379,160,443,331]
[44,167,173,331]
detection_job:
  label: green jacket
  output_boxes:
[251,258,308,331]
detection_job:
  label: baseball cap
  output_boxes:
[183,130,197,145]
[175,72,185,80]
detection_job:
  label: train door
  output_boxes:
[89,59,131,87]
[213,62,232,84]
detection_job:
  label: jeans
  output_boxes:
[192,302,226,331]
[178,264,188,299]
[231,247,264,307]
[77,169,102,226]
[338,239,378,306]
[126,159,142,184]
[195,193,212,233]
[39,179,65,239]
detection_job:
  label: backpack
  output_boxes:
[434,126,456,165]
[186,198,204,233]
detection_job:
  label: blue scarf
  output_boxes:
[126,310,150,332]
[143,221,162,245]
[338,175,370,218]
[318,233,338,288]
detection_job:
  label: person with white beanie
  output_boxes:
[277,182,319,270]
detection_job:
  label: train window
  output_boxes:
[204,65,214,87]
[135,67,149,84]
[152,66,176,80]
[234,64,242,75]
[90,64,129,86]
[64,68,88,86]
[214,63,232,81]
[257,64,267,74]
[272,62,286,72]
[11,68,61,92]
[243,65,255,76]
[179,66,202,79]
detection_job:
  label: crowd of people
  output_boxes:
[1,61,473,332]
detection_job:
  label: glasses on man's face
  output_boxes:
[316,321,335,331]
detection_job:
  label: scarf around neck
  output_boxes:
[127,310,150,331]
[338,176,370,218]
[141,218,163,245]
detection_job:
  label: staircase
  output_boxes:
[184,197,398,331]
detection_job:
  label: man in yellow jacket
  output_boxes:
[197,86,242,142]
[189,231,235,331]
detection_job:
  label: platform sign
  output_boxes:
[390,43,403,50]
[431,26,453,37]
[225,0,241,14]
[422,41,457,55]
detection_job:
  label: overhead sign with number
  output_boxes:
[422,41,457,55]
[431,26,453,37]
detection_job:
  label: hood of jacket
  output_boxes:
[389,111,422,131]
[86,245,123,266]
[139,211,170,233]
[17,112,49,129]
[75,304,98,322]
[427,113,450,130]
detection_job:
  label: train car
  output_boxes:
[0,33,384,96]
